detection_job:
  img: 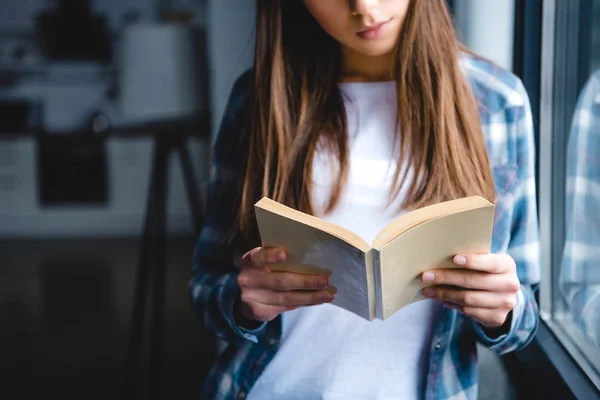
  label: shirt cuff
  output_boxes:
[217,273,268,343]
[473,287,525,348]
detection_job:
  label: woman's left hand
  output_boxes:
[421,253,520,328]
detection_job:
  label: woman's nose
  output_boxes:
[351,0,379,16]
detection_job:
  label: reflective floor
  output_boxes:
[0,238,214,400]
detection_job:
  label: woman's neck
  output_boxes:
[340,47,394,82]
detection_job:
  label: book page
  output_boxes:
[378,206,495,319]
[255,207,373,320]
[255,197,370,251]
[372,196,493,249]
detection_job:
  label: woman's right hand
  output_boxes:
[236,247,334,323]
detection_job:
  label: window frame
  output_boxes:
[512,0,542,199]
[505,0,600,398]
[537,0,600,393]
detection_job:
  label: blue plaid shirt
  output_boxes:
[189,54,541,400]
[561,69,600,346]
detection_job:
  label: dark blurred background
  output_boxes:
[0,0,254,399]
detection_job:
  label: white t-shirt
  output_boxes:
[247,81,442,400]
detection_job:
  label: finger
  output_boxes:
[262,272,329,291]
[452,253,515,274]
[423,287,516,310]
[243,288,334,307]
[421,269,518,292]
[238,269,329,291]
[237,268,267,289]
[241,300,294,322]
[242,247,286,268]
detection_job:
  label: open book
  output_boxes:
[254,196,495,321]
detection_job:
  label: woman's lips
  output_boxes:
[357,19,392,39]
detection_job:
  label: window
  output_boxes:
[539,0,600,391]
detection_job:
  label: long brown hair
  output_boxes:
[238,0,495,246]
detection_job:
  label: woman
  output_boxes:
[190,1,540,399]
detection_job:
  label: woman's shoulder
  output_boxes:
[213,69,254,163]
[224,68,255,115]
[459,52,529,114]
[216,69,254,140]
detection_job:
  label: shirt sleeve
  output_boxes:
[188,70,270,345]
[560,70,600,347]
[474,79,541,354]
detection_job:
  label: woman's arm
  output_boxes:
[473,80,541,354]
[188,71,270,345]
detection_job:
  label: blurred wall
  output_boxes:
[0,0,256,237]
[453,0,516,71]
[206,0,255,143]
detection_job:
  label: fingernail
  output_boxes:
[454,255,467,265]
[241,251,251,263]
[422,271,435,283]
[275,251,286,262]
[317,278,328,288]
[321,293,334,302]
[423,288,435,298]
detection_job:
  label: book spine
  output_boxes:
[372,248,383,320]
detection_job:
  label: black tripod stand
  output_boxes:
[122,127,206,400]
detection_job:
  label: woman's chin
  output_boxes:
[345,39,398,58]
[352,47,396,59]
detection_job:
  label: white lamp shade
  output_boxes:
[119,23,203,121]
